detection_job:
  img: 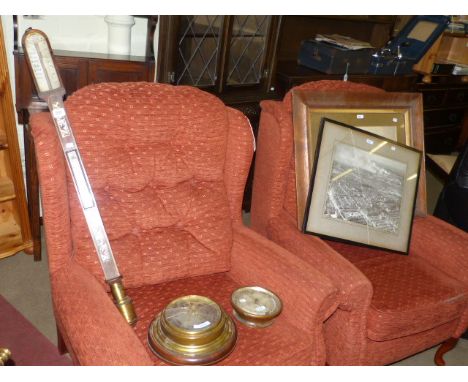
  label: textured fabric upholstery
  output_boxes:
[327,240,467,341]
[52,261,153,366]
[31,82,337,365]
[132,272,317,366]
[62,83,233,288]
[250,80,468,365]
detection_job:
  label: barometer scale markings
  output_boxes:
[22,29,137,325]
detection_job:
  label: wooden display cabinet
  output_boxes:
[0,20,33,260]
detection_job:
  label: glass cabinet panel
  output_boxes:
[227,16,272,86]
[176,16,223,86]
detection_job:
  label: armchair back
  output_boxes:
[31,83,253,287]
[252,80,383,233]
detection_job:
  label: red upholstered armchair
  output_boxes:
[30,82,338,366]
[251,80,468,365]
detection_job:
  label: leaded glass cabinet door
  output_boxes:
[175,15,224,87]
[226,16,272,86]
[158,15,278,92]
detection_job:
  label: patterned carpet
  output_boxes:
[0,295,71,366]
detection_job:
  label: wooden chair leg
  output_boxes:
[56,326,68,355]
[434,337,459,366]
[24,123,42,262]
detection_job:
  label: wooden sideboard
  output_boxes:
[15,49,155,121]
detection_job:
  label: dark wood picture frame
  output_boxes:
[303,118,422,255]
[292,89,427,229]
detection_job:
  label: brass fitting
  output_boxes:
[0,348,11,366]
[108,277,138,326]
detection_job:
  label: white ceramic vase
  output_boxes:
[104,15,135,55]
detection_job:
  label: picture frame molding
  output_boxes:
[292,89,426,229]
[302,118,422,255]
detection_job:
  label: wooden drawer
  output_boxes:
[446,88,468,106]
[425,125,461,154]
[88,60,150,83]
[421,89,446,108]
[424,107,466,128]
[420,87,468,109]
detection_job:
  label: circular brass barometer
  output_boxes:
[148,295,237,365]
[231,286,282,328]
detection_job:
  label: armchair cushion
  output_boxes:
[327,241,468,341]
[130,273,319,365]
[129,224,338,365]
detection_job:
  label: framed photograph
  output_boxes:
[303,118,422,254]
[292,89,426,229]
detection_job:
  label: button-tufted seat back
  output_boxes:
[35,82,253,288]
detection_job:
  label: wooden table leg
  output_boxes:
[434,337,459,366]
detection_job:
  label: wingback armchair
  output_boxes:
[251,80,468,365]
[30,82,338,366]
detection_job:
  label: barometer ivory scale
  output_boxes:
[22,28,137,326]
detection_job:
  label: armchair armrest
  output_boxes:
[264,212,375,364]
[51,262,152,366]
[30,112,73,274]
[229,224,338,335]
[410,215,468,286]
[266,211,373,312]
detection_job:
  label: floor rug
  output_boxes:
[0,294,72,366]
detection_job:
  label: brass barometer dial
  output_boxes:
[165,295,221,332]
[148,295,237,365]
[231,286,282,328]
